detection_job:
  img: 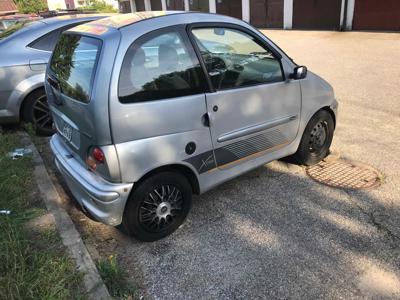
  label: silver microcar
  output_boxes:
[46,12,338,241]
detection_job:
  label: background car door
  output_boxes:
[191,26,301,168]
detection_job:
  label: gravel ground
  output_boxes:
[41,30,400,299]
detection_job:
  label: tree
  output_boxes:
[14,0,48,14]
[80,0,117,13]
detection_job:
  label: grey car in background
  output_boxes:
[47,12,338,241]
[0,14,109,135]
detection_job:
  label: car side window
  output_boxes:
[29,23,85,52]
[29,29,60,51]
[118,29,207,103]
[191,27,284,90]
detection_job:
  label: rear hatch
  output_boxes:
[45,30,117,178]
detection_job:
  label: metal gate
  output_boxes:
[250,0,283,28]
[293,0,342,30]
[353,0,400,31]
[216,0,242,20]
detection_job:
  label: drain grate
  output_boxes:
[306,159,383,190]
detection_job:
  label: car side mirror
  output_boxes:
[290,66,307,80]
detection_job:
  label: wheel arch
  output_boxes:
[321,106,336,128]
[19,86,45,121]
[132,164,201,195]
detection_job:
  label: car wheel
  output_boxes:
[122,171,192,242]
[291,109,334,166]
[22,89,55,136]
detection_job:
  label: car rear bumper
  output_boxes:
[50,134,133,226]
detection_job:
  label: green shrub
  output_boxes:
[79,0,118,13]
[14,0,48,14]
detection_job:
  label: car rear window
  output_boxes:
[50,34,102,103]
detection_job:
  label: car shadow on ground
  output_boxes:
[124,163,400,299]
[34,133,399,299]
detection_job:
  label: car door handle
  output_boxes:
[213,105,218,112]
[201,113,210,127]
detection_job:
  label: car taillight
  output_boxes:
[86,146,105,170]
[92,147,104,163]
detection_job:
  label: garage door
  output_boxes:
[150,0,162,10]
[293,0,341,30]
[167,0,184,10]
[250,0,283,28]
[119,0,131,13]
[216,0,242,20]
[189,0,209,13]
[353,0,400,31]
[135,0,145,11]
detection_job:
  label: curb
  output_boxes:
[23,133,111,300]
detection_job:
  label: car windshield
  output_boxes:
[0,20,31,40]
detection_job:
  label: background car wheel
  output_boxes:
[122,171,192,242]
[22,88,55,136]
[290,109,334,166]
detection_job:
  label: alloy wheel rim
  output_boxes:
[309,121,328,153]
[33,95,53,131]
[139,185,183,232]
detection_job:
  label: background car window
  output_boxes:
[29,29,60,51]
[29,23,85,52]
[0,20,33,40]
[192,28,283,90]
[50,34,101,103]
[118,30,207,103]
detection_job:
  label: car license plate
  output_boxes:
[62,122,73,142]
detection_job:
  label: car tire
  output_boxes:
[122,171,192,242]
[22,88,55,136]
[290,109,334,166]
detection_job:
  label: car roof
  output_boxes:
[85,11,184,29]
[69,11,244,36]
[0,13,111,46]
[40,13,113,25]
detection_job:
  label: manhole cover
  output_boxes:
[306,159,383,190]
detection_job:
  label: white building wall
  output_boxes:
[144,0,151,10]
[345,0,355,30]
[339,0,345,29]
[47,0,67,10]
[74,0,119,10]
[161,0,167,10]
[283,0,293,29]
[209,0,216,13]
[129,0,136,12]
[242,0,250,22]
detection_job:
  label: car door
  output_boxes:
[190,25,301,168]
